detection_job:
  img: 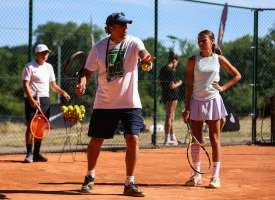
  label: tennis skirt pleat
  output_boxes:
[190,94,228,121]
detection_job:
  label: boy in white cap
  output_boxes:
[22,44,71,163]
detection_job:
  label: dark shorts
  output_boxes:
[25,97,50,123]
[161,95,179,104]
[88,108,144,139]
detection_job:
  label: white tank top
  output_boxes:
[193,53,220,101]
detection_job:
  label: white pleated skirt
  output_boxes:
[190,94,228,121]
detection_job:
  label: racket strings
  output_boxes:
[64,52,87,78]
[31,115,50,139]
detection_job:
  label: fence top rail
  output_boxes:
[181,0,275,11]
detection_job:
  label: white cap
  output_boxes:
[34,44,50,53]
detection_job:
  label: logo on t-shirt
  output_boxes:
[106,41,125,82]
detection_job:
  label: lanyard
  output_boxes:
[105,37,125,72]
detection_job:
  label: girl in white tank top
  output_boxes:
[182,30,241,188]
[193,53,220,101]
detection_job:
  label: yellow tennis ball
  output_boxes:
[62,105,67,111]
[141,62,151,71]
[68,105,73,111]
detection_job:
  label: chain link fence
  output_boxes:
[0,0,274,154]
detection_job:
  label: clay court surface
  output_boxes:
[0,145,275,200]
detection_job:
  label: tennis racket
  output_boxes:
[217,3,228,49]
[186,122,211,174]
[30,101,50,139]
[64,51,87,81]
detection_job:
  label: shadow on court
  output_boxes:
[0,193,9,200]
[0,189,122,196]
[40,181,187,187]
[0,160,24,163]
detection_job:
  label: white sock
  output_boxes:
[191,144,201,176]
[87,169,95,178]
[125,176,135,186]
[193,162,201,176]
[191,144,200,162]
[212,162,221,178]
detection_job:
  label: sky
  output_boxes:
[0,0,274,49]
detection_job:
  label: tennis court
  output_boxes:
[1,145,275,200]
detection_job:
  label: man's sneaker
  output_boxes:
[208,177,221,188]
[185,174,202,186]
[33,154,48,162]
[23,154,33,163]
[123,183,145,197]
[80,175,95,193]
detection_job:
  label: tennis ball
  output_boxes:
[141,62,151,71]
[68,105,73,111]
[62,105,67,112]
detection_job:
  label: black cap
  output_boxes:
[106,12,132,26]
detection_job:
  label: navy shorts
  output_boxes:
[24,97,50,123]
[88,108,144,139]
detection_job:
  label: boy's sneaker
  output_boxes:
[33,154,48,162]
[208,177,221,188]
[123,183,145,197]
[80,175,95,193]
[185,174,202,186]
[23,154,33,163]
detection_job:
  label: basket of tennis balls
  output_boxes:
[62,104,86,123]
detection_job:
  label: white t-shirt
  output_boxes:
[85,35,145,109]
[193,53,220,101]
[22,61,56,97]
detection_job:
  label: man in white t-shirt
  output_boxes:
[22,44,70,163]
[76,12,153,197]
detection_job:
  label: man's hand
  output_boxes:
[140,55,155,72]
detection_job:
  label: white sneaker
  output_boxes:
[170,134,178,145]
[185,174,202,186]
[170,134,177,141]
[163,135,171,146]
[163,139,178,146]
[163,140,171,146]
[208,177,221,188]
